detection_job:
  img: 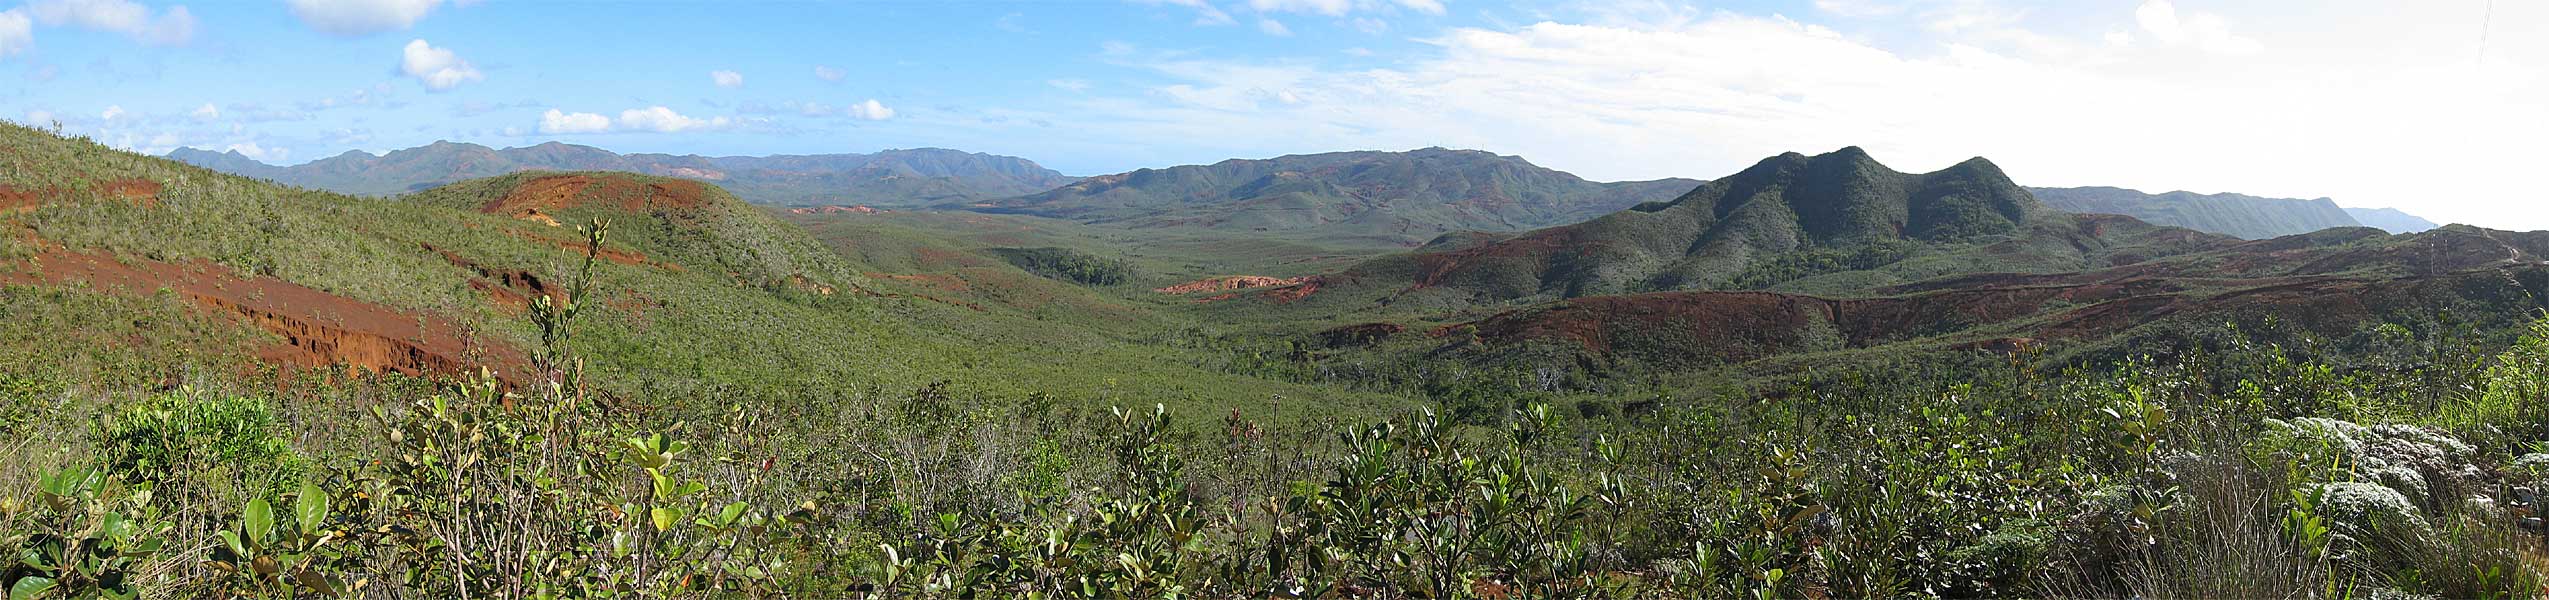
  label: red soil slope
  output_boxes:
[482,175,711,226]
[4,246,526,383]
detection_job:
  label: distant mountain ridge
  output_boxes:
[2345,207,2441,234]
[1323,147,2231,304]
[963,148,1703,246]
[166,141,1077,206]
[2029,186,2361,239]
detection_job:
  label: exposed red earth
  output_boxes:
[3,243,527,384]
[482,174,711,227]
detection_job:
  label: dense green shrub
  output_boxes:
[991,247,1134,286]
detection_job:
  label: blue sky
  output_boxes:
[2,0,2544,228]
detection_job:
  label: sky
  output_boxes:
[0,0,2542,228]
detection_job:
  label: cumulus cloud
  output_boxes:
[616,106,731,132]
[189,102,217,120]
[287,0,452,35]
[537,109,611,134]
[537,106,737,134]
[400,39,482,91]
[0,9,29,59]
[710,69,743,88]
[27,0,193,45]
[2134,0,2261,56]
[1256,18,1291,36]
[845,99,894,121]
[98,104,123,120]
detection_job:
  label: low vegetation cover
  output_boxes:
[7,123,2549,599]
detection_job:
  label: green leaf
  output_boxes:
[650,506,683,532]
[295,482,330,534]
[243,498,275,543]
[10,577,58,600]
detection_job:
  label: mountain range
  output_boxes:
[2028,186,2364,239]
[1294,147,2228,307]
[961,148,1703,246]
[167,142,1077,205]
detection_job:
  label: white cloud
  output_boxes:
[1249,0,1349,16]
[24,109,54,125]
[1393,0,1443,16]
[1257,18,1291,36]
[711,69,744,88]
[537,109,611,134]
[1059,7,2549,228]
[189,102,217,120]
[846,99,894,120]
[26,0,193,45]
[1048,78,1091,92]
[616,106,731,132]
[536,106,737,134]
[287,0,450,35]
[2135,0,2261,56]
[98,104,123,120]
[1813,0,1905,18]
[0,9,29,58]
[400,39,482,91]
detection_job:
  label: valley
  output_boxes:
[6,122,2539,599]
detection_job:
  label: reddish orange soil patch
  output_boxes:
[0,179,161,212]
[3,247,526,383]
[0,185,39,212]
[1262,277,1323,303]
[1152,275,1312,295]
[481,175,711,226]
[424,242,564,314]
[103,179,161,206]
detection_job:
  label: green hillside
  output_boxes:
[1301,147,2230,310]
[167,141,1077,205]
[966,147,1700,246]
[2031,185,2361,239]
[10,123,1403,420]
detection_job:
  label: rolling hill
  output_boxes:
[1259,147,2232,310]
[961,148,1701,246]
[2346,206,2442,233]
[167,141,1077,206]
[2030,186,2361,239]
[9,122,1401,420]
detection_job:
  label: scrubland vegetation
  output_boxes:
[8,122,2549,599]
